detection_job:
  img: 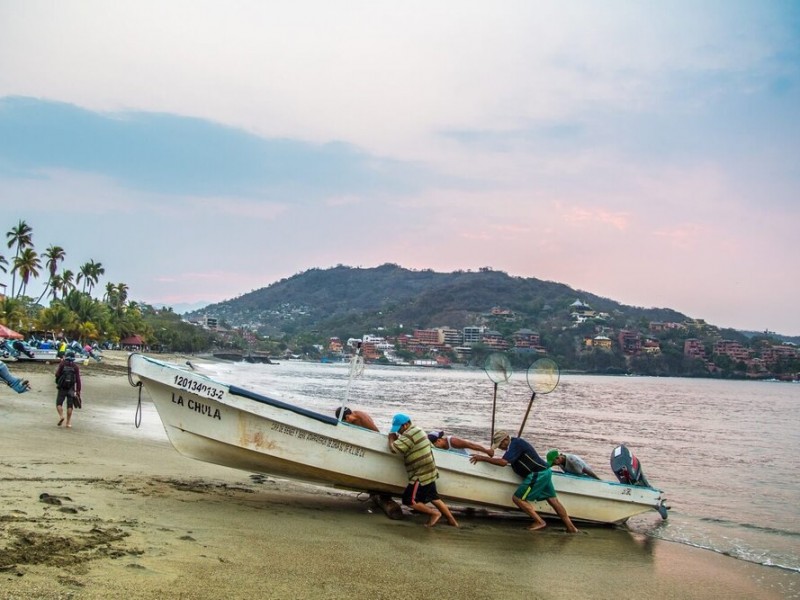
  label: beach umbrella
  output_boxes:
[0,324,24,340]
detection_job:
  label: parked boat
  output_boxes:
[1,339,60,363]
[127,353,668,525]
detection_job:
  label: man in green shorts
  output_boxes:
[471,430,578,533]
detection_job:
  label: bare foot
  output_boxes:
[447,518,460,528]
[66,423,72,428]
[526,522,547,532]
[425,512,442,528]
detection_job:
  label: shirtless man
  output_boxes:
[335,406,379,432]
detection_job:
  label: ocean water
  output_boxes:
[151,359,800,574]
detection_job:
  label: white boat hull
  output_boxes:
[129,354,667,525]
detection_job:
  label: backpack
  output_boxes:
[57,364,76,390]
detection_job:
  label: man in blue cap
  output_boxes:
[388,413,459,528]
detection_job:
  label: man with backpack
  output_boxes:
[55,350,82,428]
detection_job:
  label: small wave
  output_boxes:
[699,516,800,538]
[650,535,800,573]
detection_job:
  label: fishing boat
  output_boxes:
[127,353,668,525]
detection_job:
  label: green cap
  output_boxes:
[546,449,559,466]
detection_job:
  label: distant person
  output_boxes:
[56,338,67,358]
[547,449,601,479]
[54,350,82,428]
[12,340,34,358]
[335,406,379,432]
[1,361,31,394]
[427,431,494,457]
[470,431,578,533]
[84,343,101,362]
[388,413,459,528]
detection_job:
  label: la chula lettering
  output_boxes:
[171,393,222,420]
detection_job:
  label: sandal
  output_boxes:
[58,418,64,427]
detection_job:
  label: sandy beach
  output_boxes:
[1,352,797,599]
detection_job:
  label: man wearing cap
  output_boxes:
[470,431,578,533]
[547,449,601,480]
[427,431,494,457]
[388,413,459,528]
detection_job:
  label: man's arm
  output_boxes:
[582,466,601,480]
[469,454,509,467]
[450,436,494,457]
[388,432,399,453]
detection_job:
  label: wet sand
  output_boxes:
[1,353,797,599]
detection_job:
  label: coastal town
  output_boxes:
[194,298,800,381]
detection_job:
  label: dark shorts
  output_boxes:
[515,468,556,502]
[56,389,76,408]
[402,480,440,506]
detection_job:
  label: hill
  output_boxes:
[187,263,690,338]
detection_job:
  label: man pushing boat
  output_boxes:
[471,430,578,533]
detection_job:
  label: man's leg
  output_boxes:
[512,495,547,530]
[410,502,441,527]
[431,499,459,527]
[546,497,579,533]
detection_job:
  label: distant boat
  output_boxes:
[212,352,275,364]
[1,339,59,363]
[128,354,668,525]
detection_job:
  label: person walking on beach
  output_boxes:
[54,350,82,428]
[1,360,31,394]
[335,406,379,432]
[471,431,578,533]
[427,430,494,457]
[547,449,601,479]
[388,413,459,528]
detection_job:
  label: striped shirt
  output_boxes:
[392,424,439,485]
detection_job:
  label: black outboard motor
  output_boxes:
[610,444,651,488]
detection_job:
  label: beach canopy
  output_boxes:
[120,334,146,348]
[0,324,24,340]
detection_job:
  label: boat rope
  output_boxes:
[126,353,144,429]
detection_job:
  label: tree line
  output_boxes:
[0,219,147,344]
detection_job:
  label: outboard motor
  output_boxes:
[610,444,651,488]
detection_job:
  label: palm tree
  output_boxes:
[49,274,64,301]
[0,296,27,329]
[80,260,104,295]
[36,245,66,304]
[60,269,76,298]
[6,220,33,298]
[11,247,41,298]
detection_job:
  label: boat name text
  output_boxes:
[173,375,225,400]
[271,423,365,458]
[171,393,222,420]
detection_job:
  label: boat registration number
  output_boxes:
[173,375,225,400]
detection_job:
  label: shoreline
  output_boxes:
[1,353,797,599]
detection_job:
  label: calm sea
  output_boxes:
[151,359,800,574]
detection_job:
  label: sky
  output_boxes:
[0,1,798,335]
